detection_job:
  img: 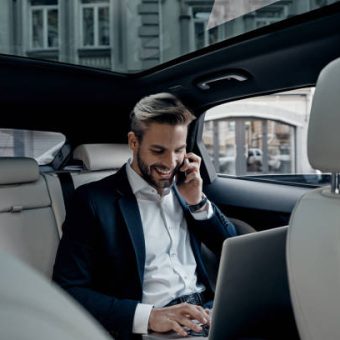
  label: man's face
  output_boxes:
[129,123,187,193]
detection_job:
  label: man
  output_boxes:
[53,92,237,339]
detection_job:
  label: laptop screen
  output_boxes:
[209,226,299,340]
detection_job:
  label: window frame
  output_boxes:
[29,4,59,50]
[201,87,316,179]
[254,4,290,28]
[79,1,110,49]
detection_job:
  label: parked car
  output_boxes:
[247,148,281,171]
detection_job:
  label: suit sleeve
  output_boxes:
[52,186,138,335]
[187,202,237,256]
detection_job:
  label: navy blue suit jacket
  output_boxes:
[53,165,236,339]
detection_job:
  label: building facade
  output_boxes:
[0,0,333,73]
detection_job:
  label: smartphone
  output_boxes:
[176,158,188,186]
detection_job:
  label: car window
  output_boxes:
[202,87,328,185]
[0,128,65,165]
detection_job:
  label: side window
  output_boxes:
[203,88,316,178]
[0,129,65,165]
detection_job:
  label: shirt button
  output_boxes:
[171,253,176,257]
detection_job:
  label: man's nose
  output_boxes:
[163,153,178,169]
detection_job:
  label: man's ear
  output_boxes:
[128,131,138,151]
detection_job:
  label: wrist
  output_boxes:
[148,307,157,331]
[187,194,208,213]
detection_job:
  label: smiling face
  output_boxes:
[128,122,187,194]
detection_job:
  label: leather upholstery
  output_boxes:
[287,57,340,340]
[73,143,131,171]
[0,158,60,277]
[0,250,111,340]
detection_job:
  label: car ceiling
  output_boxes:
[1,3,340,147]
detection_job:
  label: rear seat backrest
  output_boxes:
[0,146,130,279]
[0,157,60,278]
[38,144,131,238]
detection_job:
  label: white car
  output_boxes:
[247,148,281,171]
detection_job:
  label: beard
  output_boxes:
[136,149,181,191]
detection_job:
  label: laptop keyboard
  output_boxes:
[187,324,209,337]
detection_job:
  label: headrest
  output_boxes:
[73,144,131,171]
[0,157,39,185]
[308,57,340,172]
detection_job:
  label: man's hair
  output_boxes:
[130,92,196,140]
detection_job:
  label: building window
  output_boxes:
[30,0,58,49]
[80,0,110,48]
[191,7,219,50]
[254,5,289,28]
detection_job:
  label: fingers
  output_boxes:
[176,316,203,335]
[172,304,207,336]
[170,320,189,337]
[186,304,210,325]
[205,308,212,318]
[180,153,202,186]
[181,153,201,174]
[185,152,201,166]
[148,303,210,336]
[183,171,202,185]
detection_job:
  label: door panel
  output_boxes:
[204,176,310,231]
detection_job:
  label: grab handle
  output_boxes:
[197,73,248,90]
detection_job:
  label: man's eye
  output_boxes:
[152,150,163,154]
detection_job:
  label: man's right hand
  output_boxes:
[148,303,210,337]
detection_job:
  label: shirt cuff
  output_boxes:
[190,200,213,220]
[132,303,154,334]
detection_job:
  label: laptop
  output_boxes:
[144,226,298,340]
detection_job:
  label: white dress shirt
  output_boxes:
[125,161,213,334]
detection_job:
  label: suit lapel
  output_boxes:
[119,196,145,287]
[114,166,146,288]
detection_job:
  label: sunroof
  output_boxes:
[0,0,338,74]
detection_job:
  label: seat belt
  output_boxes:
[57,172,75,216]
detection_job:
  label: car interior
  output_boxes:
[1,1,340,339]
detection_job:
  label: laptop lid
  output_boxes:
[208,226,299,340]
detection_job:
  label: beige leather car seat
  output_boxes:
[287,57,340,340]
[0,157,60,277]
[0,250,112,340]
[71,143,131,188]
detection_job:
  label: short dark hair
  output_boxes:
[130,92,196,140]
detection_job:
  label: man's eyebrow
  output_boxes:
[149,144,186,151]
[175,144,187,151]
[150,144,165,150]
